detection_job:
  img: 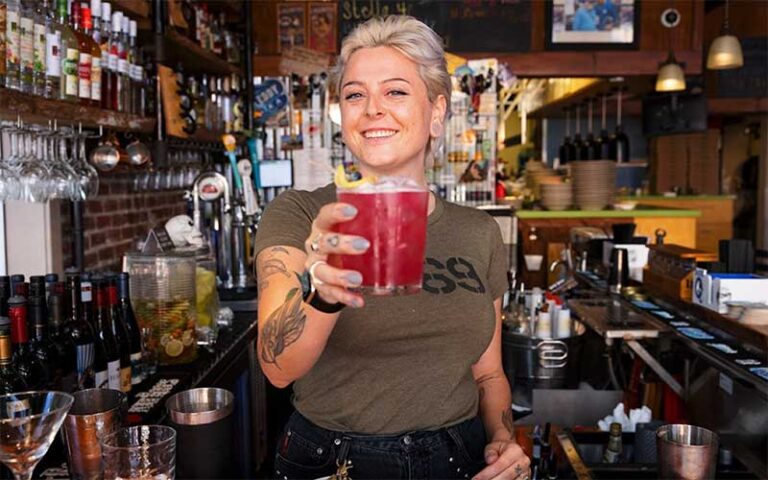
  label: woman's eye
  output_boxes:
[388,90,408,96]
[344,92,363,100]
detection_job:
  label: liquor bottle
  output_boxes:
[108,10,121,110]
[0,316,26,394]
[81,4,101,106]
[31,0,45,96]
[107,276,131,392]
[8,296,48,389]
[28,295,55,388]
[118,273,143,385]
[18,0,32,93]
[90,0,101,44]
[5,0,20,89]
[57,0,79,102]
[127,19,138,115]
[99,1,111,109]
[603,422,623,463]
[29,275,45,297]
[42,0,60,99]
[70,2,93,106]
[63,274,96,390]
[93,277,120,390]
[143,52,155,117]
[48,287,77,392]
[118,14,129,111]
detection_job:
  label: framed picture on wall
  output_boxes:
[277,3,307,53]
[545,0,640,50]
[308,3,337,53]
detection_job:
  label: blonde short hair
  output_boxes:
[331,15,451,120]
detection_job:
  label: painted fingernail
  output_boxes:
[343,272,363,286]
[352,238,370,251]
[342,205,357,217]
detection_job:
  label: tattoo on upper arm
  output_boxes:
[260,288,307,368]
[502,407,515,437]
[257,247,292,293]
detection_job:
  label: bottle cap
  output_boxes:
[102,2,111,20]
[45,273,59,283]
[112,11,122,32]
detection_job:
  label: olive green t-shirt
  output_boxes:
[254,183,508,435]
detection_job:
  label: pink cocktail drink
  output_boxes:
[328,184,429,295]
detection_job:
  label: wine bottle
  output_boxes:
[118,272,143,385]
[80,272,95,331]
[9,274,24,296]
[0,316,26,393]
[93,277,120,390]
[48,286,77,392]
[28,295,56,388]
[8,296,48,389]
[107,276,131,393]
[64,274,96,390]
[44,273,58,301]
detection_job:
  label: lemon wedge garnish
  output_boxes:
[334,165,376,189]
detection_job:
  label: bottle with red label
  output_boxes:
[81,4,101,106]
[70,2,96,106]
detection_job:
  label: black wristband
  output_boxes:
[296,270,345,314]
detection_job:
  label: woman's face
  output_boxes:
[340,46,446,178]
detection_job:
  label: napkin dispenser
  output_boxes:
[694,268,768,313]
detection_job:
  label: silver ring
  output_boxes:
[308,260,327,286]
[310,233,323,253]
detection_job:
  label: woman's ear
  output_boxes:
[430,94,448,137]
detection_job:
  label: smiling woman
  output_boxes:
[254,15,531,480]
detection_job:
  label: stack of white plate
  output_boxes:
[571,160,617,210]
[540,182,573,211]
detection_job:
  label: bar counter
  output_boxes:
[38,312,260,478]
[515,205,701,219]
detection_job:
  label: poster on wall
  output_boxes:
[309,3,338,53]
[277,3,307,53]
[545,0,640,50]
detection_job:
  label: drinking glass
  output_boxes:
[0,391,75,480]
[101,425,176,480]
[0,122,23,201]
[328,176,429,295]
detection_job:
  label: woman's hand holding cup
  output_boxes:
[304,203,369,308]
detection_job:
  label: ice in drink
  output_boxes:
[328,173,429,295]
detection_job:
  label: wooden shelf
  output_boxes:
[0,88,156,133]
[707,97,768,115]
[169,128,227,144]
[159,31,243,76]
[529,78,648,119]
[113,0,150,19]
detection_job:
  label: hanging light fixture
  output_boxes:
[656,4,686,93]
[656,51,687,92]
[707,0,743,70]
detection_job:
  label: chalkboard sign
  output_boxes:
[717,37,768,98]
[338,0,531,53]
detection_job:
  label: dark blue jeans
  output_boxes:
[273,412,488,479]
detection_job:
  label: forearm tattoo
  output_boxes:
[260,288,307,368]
[502,407,515,438]
[257,247,291,293]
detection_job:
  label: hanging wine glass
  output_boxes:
[599,94,612,160]
[17,124,50,202]
[610,87,630,163]
[559,107,573,166]
[585,98,600,160]
[75,124,100,197]
[573,105,585,161]
[0,121,22,201]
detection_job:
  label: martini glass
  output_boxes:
[0,391,74,480]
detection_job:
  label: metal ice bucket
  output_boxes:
[657,424,719,479]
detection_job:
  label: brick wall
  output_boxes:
[60,173,188,272]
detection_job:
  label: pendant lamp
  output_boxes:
[656,51,686,92]
[707,0,743,70]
